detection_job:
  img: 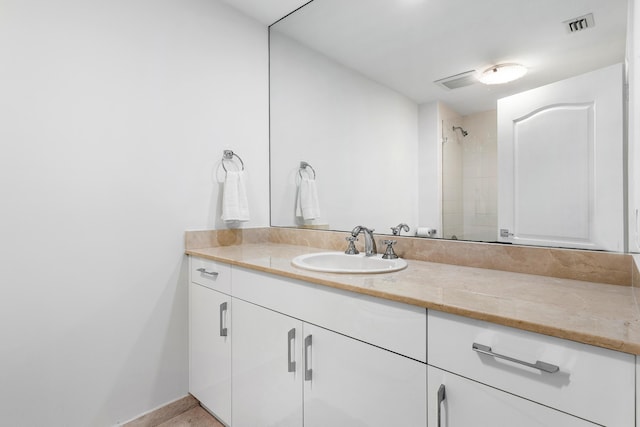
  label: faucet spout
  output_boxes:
[351,225,377,256]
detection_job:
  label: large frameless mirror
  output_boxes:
[269,0,628,251]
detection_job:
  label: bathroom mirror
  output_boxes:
[269,0,629,249]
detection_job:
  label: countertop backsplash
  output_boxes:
[185,227,634,286]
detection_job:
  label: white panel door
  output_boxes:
[428,367,598,427]
[232,298,303,427]
[303,324,427,427]
[497,63,623,251]
[189,283,232,425]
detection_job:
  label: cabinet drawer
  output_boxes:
[233,267,426,362]
[190,257,232,294]
[428,366,597,427]
[428,310,635,426]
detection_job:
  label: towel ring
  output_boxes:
[298,161,316,179]
[222,150,245,172]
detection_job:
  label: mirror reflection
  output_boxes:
[269,0,628,250]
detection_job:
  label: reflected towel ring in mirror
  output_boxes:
[222,149,245,172]
[298,161,316,179]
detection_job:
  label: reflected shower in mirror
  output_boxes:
[442,111,498,242]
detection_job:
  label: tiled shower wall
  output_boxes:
[442,107,498,242]
[440,104,463,239]
[462,110,498,241]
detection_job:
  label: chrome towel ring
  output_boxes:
[298,161,316,179]
[222,150,245,172]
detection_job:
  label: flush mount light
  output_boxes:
[478,63,527,85]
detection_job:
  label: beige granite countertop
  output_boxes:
[186,242,640,355]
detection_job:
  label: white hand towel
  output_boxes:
[221,170,250,222]
[296,176,321,220]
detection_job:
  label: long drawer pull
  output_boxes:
[196,267,219,277]
[437,384,446,427]
[472,342,559,373]
[304,335,313,381]
[219,302,228,337]
[287,328,296,373]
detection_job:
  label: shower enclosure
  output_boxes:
[441,111,498,242]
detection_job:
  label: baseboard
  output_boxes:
[121,394,199,426]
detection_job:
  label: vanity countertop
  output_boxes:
[186,243,640,355]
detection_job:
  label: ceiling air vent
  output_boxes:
[564,13,595,33]
[434,70,477,90]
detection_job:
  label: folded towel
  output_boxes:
[296,176,321,220]
[221,170,250,222]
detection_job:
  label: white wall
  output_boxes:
[628,0,640,252]
[0,0,269,425]
[270,32,419,234]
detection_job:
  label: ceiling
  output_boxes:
[226,0,628,115]
[219,0,309,25]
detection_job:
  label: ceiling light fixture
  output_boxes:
[478,63,527,85]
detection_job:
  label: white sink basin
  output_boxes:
[292,252,407,274]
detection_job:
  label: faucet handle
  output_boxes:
[345,236,359,255]
[391,223,410,236]
[381,240,398,259]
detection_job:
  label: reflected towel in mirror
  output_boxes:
[296,176,321,220]
[221,170,250,222]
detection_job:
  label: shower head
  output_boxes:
[452,126,468,137]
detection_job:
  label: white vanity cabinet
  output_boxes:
[189,255,636,427]
[189,258,232,426]
[231,266,427,427]
[428,310,636,427]
[231,296,427,427]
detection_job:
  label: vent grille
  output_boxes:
[564,13,595,33]
[434,70,477,90]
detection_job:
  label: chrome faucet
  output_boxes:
[351,225,377,256]
[391,223,410,236]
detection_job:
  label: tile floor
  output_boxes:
[157,406,224,427]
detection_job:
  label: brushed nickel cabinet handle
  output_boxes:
[304,335,313,381]
[472,342,559,373]
[219,302,228,337]
[437,384,446,427]
[287,328,296,373]
[197,267,219,277]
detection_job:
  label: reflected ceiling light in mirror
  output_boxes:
[478,63,527,85]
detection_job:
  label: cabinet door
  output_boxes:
[427,367,597,427]
[232,298,303,427]
[189,283,231,425]
[303,324,427,427]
